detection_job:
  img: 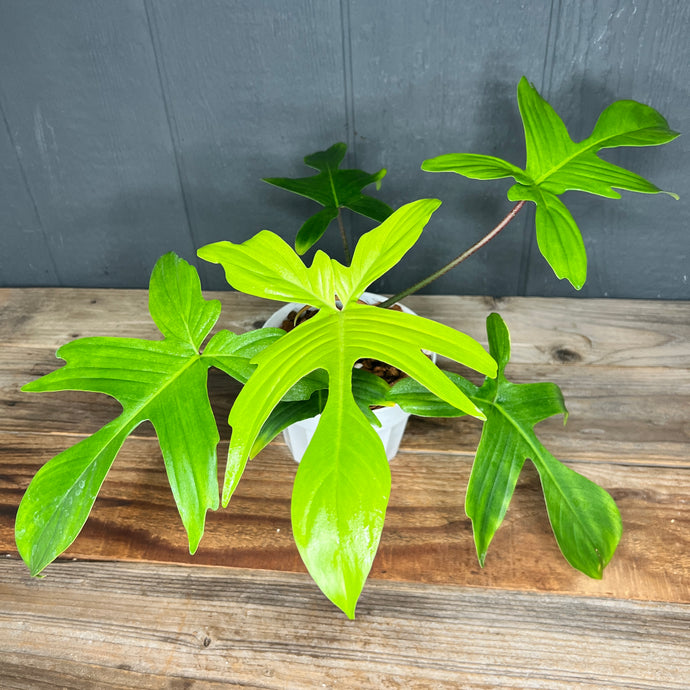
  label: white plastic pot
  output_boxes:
[263,292,434,463]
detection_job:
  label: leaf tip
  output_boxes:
[340,601,357,620]
[473,407,487,422]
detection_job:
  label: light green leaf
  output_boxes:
[204,215,497,615]
[334,199,442,306]
[591,99,681,149]
[16,253,270,576]
[292,373,390,619]
[421,153,529,183]
[421,76,679,288]
[507,184,588,289]
[228,304,493,617]
[198,199,442,311]
[263,142,393,254]
[223,303,495,503]
[197,231,337,311]
[15,419,135,577]
[148,255,220,350]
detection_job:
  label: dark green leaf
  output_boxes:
[263,142,393,253]
[388,371,477,417]
[392,312,621,578]
[295,207,339,255]
[251,368,389,456]
[252,391,327,457]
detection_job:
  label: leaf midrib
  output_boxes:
[46,349,203,530]
[532,127,650,186]
[479,391,600,562]
[326,165,340,208]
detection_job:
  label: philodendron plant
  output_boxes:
[16,77,678,618]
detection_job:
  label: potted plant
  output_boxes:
[15,77,678,618]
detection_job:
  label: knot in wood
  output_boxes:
[552,347,582,363]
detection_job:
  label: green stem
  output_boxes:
[378,200,526,309]
[337,208,352,263]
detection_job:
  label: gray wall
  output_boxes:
[1,0,688,299]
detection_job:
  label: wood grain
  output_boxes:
[1,289,689,684]
[2,431,688,604]
[3,289,689,362]
[1,559,688,689]
[1,290,688,599]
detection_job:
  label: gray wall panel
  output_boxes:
[0,0,195,287]
[347,0,554,297]
[145,0,348,289]
[524,0,690,298]
[0,96,58,285]
[0,0,687,298]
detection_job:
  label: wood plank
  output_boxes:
[2,290,689,367]
[0,288,274,347]
[3,431,688,604]
[3,293,689,466]
[1,559,688,688]
[3,356,689,467]
[2,289,688,604]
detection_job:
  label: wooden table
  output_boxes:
[1,289,688,688]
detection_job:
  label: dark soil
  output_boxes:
[278,301,408,386]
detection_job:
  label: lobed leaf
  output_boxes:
[263,142,393,254]
[200,209,497,616]
[225,303,493,616]
[198,198,443,311]
[422,76,679,289]
[16,253,275,576]
[391,313,621,578]
[197,231,337,311]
